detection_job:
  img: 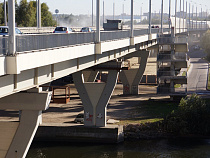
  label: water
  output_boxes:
[27,138,210,158]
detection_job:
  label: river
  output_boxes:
[27,138,210,158]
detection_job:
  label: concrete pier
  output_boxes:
[35,123,124,143]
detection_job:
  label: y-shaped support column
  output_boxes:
[120,50,150,95]
[0,88,51,158]
[73,70,118,127]
[82,70,99,82]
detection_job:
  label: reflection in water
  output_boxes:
[27,138,210,158]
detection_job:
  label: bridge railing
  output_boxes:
[0,28,171,55]
[157,87,187,94]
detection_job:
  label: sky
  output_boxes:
[15,0,210,16]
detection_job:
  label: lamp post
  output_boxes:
[131,0,134,39]
[148,0,151,35]
[183,0,185,31]
[192,1,194,29]
[160,0,163,33]
[37,0,41,28]
[103,0,104,23]
[200,4,202,29]
[195,3,197,29]
[4,0,7,26]
[179,0,181,32]
[175,0,177,34]
[169,0,171,31]
[92,0,93,26]
[189,2,191,29]
[96,0,100,43]
[186,1,187,31]
[113,0,115,20]
[141,3,143,23]
[205,5,208,29]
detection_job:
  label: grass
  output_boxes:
[117,99,178,125]
[208,67,210,90]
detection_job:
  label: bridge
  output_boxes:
[0,0,209,158]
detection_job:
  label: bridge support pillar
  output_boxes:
[0,89,51,158]
[83,70,99,82]
[73,69,118,127]
[120,50,149,95]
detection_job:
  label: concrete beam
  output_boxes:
[0,91,52,110]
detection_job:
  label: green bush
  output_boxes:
[163,94,210,135]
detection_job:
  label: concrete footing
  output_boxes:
[35,124,124,143]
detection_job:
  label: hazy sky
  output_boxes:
[15,0,210,16]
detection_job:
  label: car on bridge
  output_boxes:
[0,26,22,35]
[80,27,93,32]
[53,26,73,33]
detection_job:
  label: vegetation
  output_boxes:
[201,30,210,61]
[208,67,210,90]
[0,0,56,27]
[163,94,210,135]
[117,99,178,125]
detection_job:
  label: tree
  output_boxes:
[164,94,210,135]
[201,30,210,61]
[41,3,56,27]
[16,0,30,27]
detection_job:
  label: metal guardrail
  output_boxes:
[0,29,154,54]
[0,27,183,55]
[157,87,187,94]
[158,36,188,44]
[157,70,187,77]
[157,53,187,60]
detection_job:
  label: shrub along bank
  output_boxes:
[124,94,210,139]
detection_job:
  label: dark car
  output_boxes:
[80,27,93,32]
[0,26,22,35]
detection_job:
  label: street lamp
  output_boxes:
[200,4,202,29]
[103,0,105,23]
[92,0,94,26]
[179,0,181,33]
[148,0,151,35]
[191,1,194,29]
[189,2,191,29]
[113,0,115,20]
[37,0,41,28]
[4,0,7,26]
[195,2,197,29]
[169,0,171,31]
[175,0,177,34]
[160,0,163,33]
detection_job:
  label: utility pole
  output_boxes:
[175,0,177,33]
[189,2,191,29]
[96,0,100,43]
[103,0,105,23]
[37,0,41,28]
[113,1,115,20]
[92,0,94,26]
[8,0,16,56]
[183,0,185,31]
[179,0,181,33]
[161,0,163,33]
[169,0,171,31]
[4,0,7,26]
[131,0,134,38]
[149,0,151,35]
